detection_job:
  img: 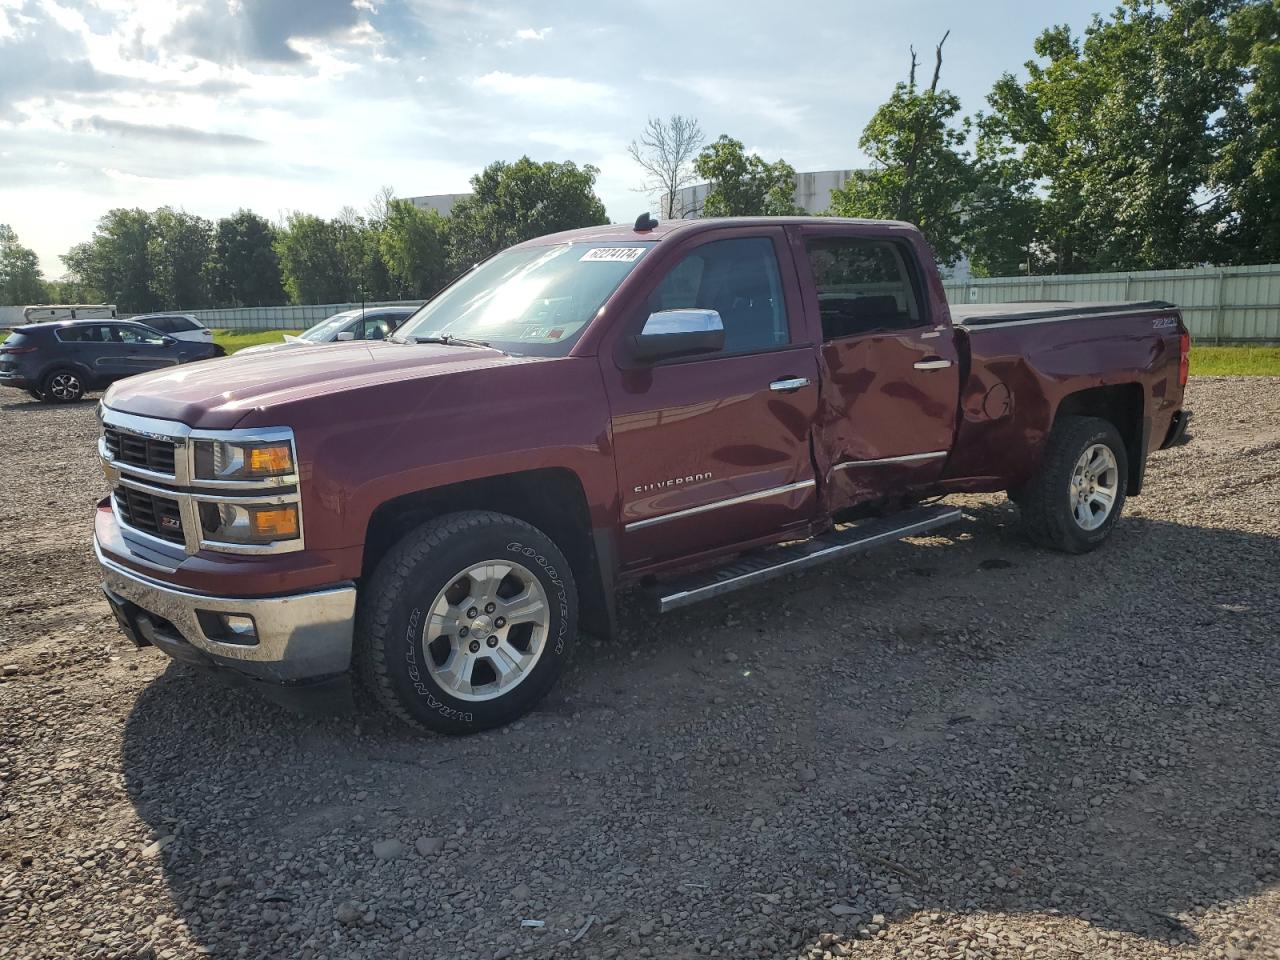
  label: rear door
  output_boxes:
[602,227,820,569]
[793,227,960,509]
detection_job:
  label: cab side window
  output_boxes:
[805,237,926,340]
[115,325,166,345]
[646,237,789,355]
[358,315,394,341]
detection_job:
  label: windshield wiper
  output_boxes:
[403,334,492,349]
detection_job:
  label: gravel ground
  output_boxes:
[1,378,1278,960]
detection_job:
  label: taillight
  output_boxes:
[0,346,36,355]
[1178,331,1190,387]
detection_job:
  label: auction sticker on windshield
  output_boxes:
[579,247,646,262]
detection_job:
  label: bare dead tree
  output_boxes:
[627,115,705,219]
[367,185,396,223]
[897,30,950,222]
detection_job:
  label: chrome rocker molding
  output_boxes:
[96,540,355,681]
[834,451,947,470]
[625,479,816,531]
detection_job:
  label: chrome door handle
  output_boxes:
[769,377,812,392]
[913,358,953,370]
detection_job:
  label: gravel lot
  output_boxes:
[1,378,1278,960]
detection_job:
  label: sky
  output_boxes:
[0,0,1106,277]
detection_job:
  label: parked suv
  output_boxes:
[130,313,219,350]
[237,305,419,355]
[0,320,220,402]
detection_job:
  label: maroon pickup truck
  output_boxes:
[93,216,1192,733]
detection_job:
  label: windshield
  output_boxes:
[299,311,356,343]
[394,243,654,355]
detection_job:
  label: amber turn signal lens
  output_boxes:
[248,444,293,476]
[250,506,299,539]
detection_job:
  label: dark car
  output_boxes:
[0,319,220,403]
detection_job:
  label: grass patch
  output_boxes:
[1190,346,1280,376]
[214,329,302,353]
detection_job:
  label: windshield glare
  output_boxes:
[395,243,652,355]
[300,312,355,342]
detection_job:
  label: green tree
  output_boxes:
[976,2,1243,272]
[274,213,352,304]
[0,225,46,306]
[447,158,608,270]
[148,207,213,309]
[336,205,394,303]
[693,136,802,217]
[379,200,450,299]
[1212,0,1280,263]
[208,210,286,307]
[62,208,157,312]
[828,33,973,266]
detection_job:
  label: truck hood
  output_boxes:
[102,340,540,430]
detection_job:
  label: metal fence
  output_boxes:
[943,263,1280,344]
[164,300,427,331]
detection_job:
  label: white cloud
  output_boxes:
[514,26,549,41]
[472,71,614,107]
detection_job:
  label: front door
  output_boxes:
[795,230,960,510]
[604,229,820,569]
[113,325,180,375]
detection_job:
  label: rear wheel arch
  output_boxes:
[361,467,615,640]
[1052,383,1147,494]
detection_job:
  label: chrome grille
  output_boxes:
[103,427,177,475]
[114,487,185,544]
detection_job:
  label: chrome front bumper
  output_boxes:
[95,539,357,683]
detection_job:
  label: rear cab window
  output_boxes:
[804,237,927,340]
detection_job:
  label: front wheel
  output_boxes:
[1017,415,1128,553]
[356,510,577,734]
[26,388,44,401]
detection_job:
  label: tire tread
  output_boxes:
[1018,415,1127,554]
[355,509,563,733]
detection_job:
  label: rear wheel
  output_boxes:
[42,369,85,403]
[357,510,577,734]
[1017,415,1127,553]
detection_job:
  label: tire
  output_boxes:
[357,510,577,735]
[41,369,85,403]
[26,388,44,401]
[1018,415,1128,554]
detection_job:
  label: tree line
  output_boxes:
[0,158,607,312]
[1,0,1275,310]
[634,0,1280,276]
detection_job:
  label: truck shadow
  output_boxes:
[119,502,1279,957]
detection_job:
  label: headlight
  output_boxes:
[193,439,294,481]
[199,502,300,545]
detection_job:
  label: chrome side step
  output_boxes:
[653,504,964,613]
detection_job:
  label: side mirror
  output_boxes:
[335,331,356,342]
[631,309,724,363]
[161,336,176,346]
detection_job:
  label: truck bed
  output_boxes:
[950,299,1174,328]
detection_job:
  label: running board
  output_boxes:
[652,504,964,613]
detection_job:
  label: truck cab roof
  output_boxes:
[517,216,920,248]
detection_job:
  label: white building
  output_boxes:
[667,169,857,219]
[399,193,472,217]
